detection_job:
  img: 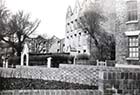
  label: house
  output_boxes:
[26,35,49,54]
[115,0,140,65]
[49,36,65,53]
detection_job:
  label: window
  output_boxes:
[75,19,77,22]
[57,49,60,52]
[78,51,80,53]
[127,1,138,21]
[63,44,65,47]
[57,41,60,43]
[83,50,86,53]
[129,36,139,58]
[43,49,46,53]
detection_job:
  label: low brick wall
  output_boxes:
[1,64,140,88]
[0,65,99,86]
[0,90,102,95]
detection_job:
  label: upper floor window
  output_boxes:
[127,1,138,21]
[84,31,87,34]
[83,50,86,53]
[57,49,60,52]
[129,36,139,58]
[78,51,80,53]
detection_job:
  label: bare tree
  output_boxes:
[80,4,115,60]
[0,6,40,56]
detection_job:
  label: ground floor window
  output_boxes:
[128,36,139,58]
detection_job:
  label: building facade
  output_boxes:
[64,0,116,57]
[115,0,140,65]
[49,36,65,53]
[26,35,49,54]
[65,0,140,65]
[64,0,91,56]
[25,35,65,54]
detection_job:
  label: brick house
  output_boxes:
[115,0,140,65]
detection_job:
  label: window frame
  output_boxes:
[127,0,138,21]
[128,36,139,58]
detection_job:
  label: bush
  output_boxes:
[0,78,98,90]
[76,54,89,60]
[8,54,74,67]
[8,56,47,66]
[8,56,20,66]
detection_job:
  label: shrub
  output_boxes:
[76,54,89,60]
[0,78,98,90]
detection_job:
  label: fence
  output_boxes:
[0,90,102,95]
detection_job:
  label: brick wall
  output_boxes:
[0,65,100,86]
[0,90,102,95]
[1,64,140,94]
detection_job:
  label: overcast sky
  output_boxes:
[5,0,78,38]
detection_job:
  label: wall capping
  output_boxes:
[124,30,140,36]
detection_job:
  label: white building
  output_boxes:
[64,0,94,56]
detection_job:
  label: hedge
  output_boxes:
[0,78,98,90]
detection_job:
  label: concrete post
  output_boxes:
[26,54,29,66]
[5,59,8,68]
[73,56,76,65]
[47,57,52,68]
[3,61,5,68]
[21,54,23,66]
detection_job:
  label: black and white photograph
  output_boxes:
[0,0,140,95]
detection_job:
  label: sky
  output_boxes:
[5,0,77,39]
